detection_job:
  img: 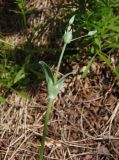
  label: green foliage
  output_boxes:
[81,55,96,79]
[39,15,99,159]
[39,16,75,159]
[39,61,74,100]
[0,58,28,99]
[14,0,27,27]
[0,56,25,88]
[97,51,119,84]
[0,39,42,97]
[0,96,6,103]
[60,0,119,83]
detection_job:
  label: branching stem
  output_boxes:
[55,43,67,82]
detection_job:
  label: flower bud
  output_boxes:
[69,15,75,25]
[63,29,73,44]
[88,30,97,36]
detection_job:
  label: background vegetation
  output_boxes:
[0,0,119,100]
[0,0,119,159]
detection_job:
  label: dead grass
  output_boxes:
[0,59,119,160]
[0,1,119,160]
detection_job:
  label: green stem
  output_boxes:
[71,34,88,42]
[55,43,67,82]
[22,10,27,28]
[40,99,54,160]
[20,7,27,28]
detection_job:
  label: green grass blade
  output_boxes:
[14,68,25,84]
[97,52,113,70]
[39,61,54,83]
[0,96,5,103]
[57,72,74,84]
[97,52,119,76]
[81,55,95,79]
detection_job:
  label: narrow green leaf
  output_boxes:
[0,96,5,103]
[57,72,74,84]
[97,52,113,69]
[81,56,95,79]
[39,61,54,83]
[48,72,74,99]
[94,38,101,49]
[39,61,57,99]
[14,68,25,84]
[108,26,119,32]
[97,52,119,76]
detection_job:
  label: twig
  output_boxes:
[109,101,119,139]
